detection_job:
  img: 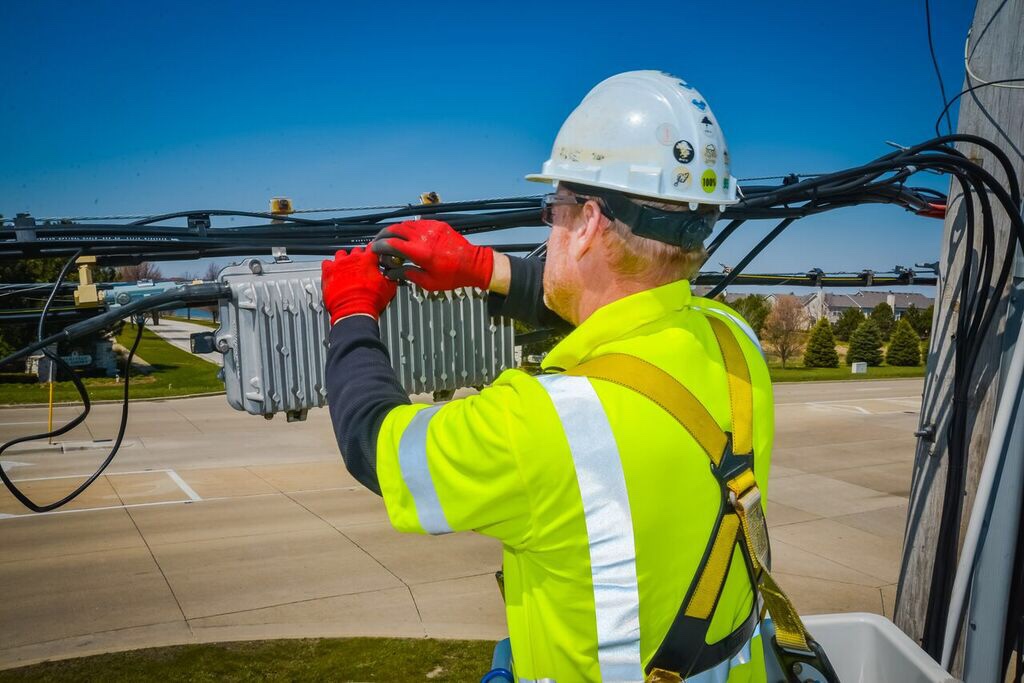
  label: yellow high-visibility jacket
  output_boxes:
[376,280,773,682]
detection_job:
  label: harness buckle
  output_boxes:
[644,667,683,682]
[771,635,840,683]
[727,472,770,571]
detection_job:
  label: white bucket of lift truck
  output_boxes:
[764,613,958,682]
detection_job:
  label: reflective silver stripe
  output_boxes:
[396,404,452,535]
[685,626,760,683]
[537,374,644,682]
[519,679,557,683]
[704,307,763,354]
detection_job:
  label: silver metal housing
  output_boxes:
[215,258,516,419]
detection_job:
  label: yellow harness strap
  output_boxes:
[707,317,754,457]
[684,514,740,620]
[568,319,815,666]
[707,319,811,653]
[566,353,727,466]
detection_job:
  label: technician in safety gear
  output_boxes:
[322,71,775,682]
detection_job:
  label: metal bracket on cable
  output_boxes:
[895,265,915,285]
[73,256,102,307]
[187,213,210,238]
[270,197,293,263]
[13,213,36,242]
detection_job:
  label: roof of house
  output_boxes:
[720,290,933,310]
[822,291,933,310]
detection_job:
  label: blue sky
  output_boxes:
[0,1,975,282]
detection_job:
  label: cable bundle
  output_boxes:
[1,136,1021,611]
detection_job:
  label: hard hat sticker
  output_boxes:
[673,167,692,189]
[656,123,679,146]
[673,140,695,163]
[701,169,718,193]
[691,99,707,112]
[700,116,715,136]
[703,144,717,165]
[723,149,731,167]
[723,176,731,190]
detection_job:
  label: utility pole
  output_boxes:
[896,0,1024,677]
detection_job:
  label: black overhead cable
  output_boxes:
[925,0,955,136]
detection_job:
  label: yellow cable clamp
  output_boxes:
[73,255,102,307]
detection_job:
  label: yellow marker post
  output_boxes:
[46,357,55,443]
[47,379,55,442]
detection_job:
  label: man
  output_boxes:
[322,71,772,682]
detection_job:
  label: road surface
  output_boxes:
[0,378,922,669]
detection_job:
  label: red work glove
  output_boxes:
[320,247,397,324]
[370,219,493,291]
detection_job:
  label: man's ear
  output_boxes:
[572,199,606,260]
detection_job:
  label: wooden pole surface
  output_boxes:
[895,0,1024,671]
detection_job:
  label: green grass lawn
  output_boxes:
[0,637,497,682]
[768,363,926,382]
[162,315,218,329]
[765,340,927,382]
[0,325,222,405]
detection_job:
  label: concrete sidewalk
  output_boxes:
[0,379,922,669]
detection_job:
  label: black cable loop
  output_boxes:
[0,249,146,513]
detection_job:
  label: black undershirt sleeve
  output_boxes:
[325,315,410,496]
[486,255,572,331]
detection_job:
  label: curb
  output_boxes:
[0,391,226,410]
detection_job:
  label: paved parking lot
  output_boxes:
[0,378,923,669]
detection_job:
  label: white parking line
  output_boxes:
[776,395,919,406]
[166,469,202,501]
[7,468,203,502]
[10,468,173,483]
[806,403,872,415]
[0,498,197,520]
[0,487,355,520]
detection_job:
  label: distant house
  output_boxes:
[696,286,934,326]
[789,290,934,323]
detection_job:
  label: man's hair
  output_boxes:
[577,194,716,283]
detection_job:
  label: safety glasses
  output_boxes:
[540,193,589,226]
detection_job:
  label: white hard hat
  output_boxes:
[527,70,738,206]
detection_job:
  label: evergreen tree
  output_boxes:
[870,301,896,340]
[901,303,934,338]
[886,319,922,366]
[730,294,771,335]
[832,308,865,342]
[920,305,935,338]
[803,318,840,368]
[847,319,884,366]
[902,304,922,336]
